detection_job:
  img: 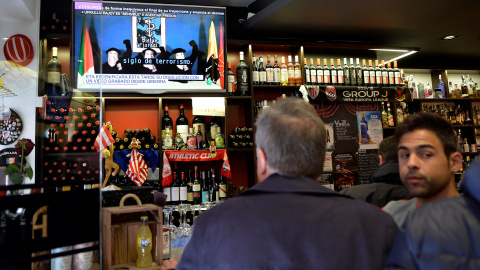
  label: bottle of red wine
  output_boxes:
[192,166,201,204]
[196,124,204,150]
[192,115,205,141]
[176,104,189,144]
[171,172,180,205]
[179,172,188,204]
[161,105,173,145]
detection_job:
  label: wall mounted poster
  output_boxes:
[357,111,383,149]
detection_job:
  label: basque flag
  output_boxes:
[94,125,115,152]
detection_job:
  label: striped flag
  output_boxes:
[126,149,148,186]
[218,21,224,87]
[94,125,115,152]
[77,15,95,88]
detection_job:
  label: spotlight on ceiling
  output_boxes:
[442,35,458,40]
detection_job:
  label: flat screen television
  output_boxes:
[73,1,226,93]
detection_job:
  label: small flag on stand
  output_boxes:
[94,124,115,152]
[126,146,148,186]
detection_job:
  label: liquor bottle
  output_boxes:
[273,55,281,85]
[258,55,266,85]
[227,62,235,96]
[368,60,375,86]
[457,129,463,152]
[187,170,194,204]
[397,103,404,124]
[171,172,180,205]
[387,102,395,127]
[186,127,197,150]
[47,47,62,84]
[201,171,209,203]
[192,166,201,204]
[467,74,474,97]
[381,102,388,128]
[349,58,357,86]
[252,54,259,85]
[323,59,331,85]
[356,58,363,86]
[236,51,250,96]
[214,126,225,148]
[287,55,294,86]
[417,80,425,98]
[381,60,388,86]
[266,55,274,85]
[393,61,401,86]
[163,181,172,205]
[219,175,227,201]
[307,58,316,85]
[280,56,288,86]
[375,60,382,87]
[196,124,204,150]
[192,115,205,140]
[330,59,337,85]
[179,172,188,204]
[461,75,469,98]
[343,58,350,86]
[161,105,173,144]
[209,169,218,202]
[162,126,174,150]
[317,58,324,85]
[336,59,344,85]
[303,58,310,85]
[208,116,222,142]
[437,74,445,98]
[362,59,369,86]
[176,104,189,144]
[294,55,301,85]
[387,62,394,87]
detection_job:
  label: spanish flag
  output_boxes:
[77,16,95,88]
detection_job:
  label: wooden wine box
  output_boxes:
[102,194,163,270]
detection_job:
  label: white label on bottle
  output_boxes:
[324,70,330,84]
[369,71,375,84]
[310,69,317,83]
[193,184,201,192]
[47,71,61,84]
[281,69,288,83]
[394,71,401,84]
[331,69,337,84]
[305,69,310,83]
[252,71,259,83]
[259,71,267,82]
[382,71,388,84]
[317,70,323,83]
[177,125,189,144]
[288,69,294,79]
[171,187,180,202]
[389,72,395,85]
[163,187,171,201]
[266,68,273,82]
[219,184,227,198]
[294,69,301,80]
[364,70,370,84]
[228,74,235,92]
[180,186,188,201]
[273,68,280,83]
[163,231,170,256]
[337,70,344,83]
[376,71,382,84]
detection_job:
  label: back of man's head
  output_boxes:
[394,112,457,159]
[378,136,398,163]
[255,98,326,179]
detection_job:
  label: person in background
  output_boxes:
[168,97,397,270]
[340,136,412,207]
[384,157,480,269]
[383,112,463,226]
[102,47,123,74]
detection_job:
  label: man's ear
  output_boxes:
[256,148,267,181]
[450,151,464,173]
[378,155,384,166]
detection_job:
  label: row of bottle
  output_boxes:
[408,74,480,99]
[456,129,480,154]
[421,104,477,126]
[113,127,159,150]
[228,127,254,148]
[163,166,228,205]
[42,159,99,191]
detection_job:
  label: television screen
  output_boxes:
[73,1,226,93]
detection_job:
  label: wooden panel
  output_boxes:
[127,223,140,264]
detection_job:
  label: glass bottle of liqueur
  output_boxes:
[336,59,344,85]
[179,172,188,204]
[303,58,311,85]
[387,62,394,87]
[214,126,225,148]
[176,104,189,144]
[47,47,62,84]
[309,58,317,85]
[192,166,201,204]
[280,56,289,86]
[330,59,338,85]
[186,127,197,150]
[236,51,250,96]
[287,55,295,86]
[171,172,180,205]
[349,58,357,86]
[417,80,425,98]
[266,55,274,85]
[273,55,281,85]
[438,74,446,98]
[294,55,302,85]
[425,82,434,98]
[368,60,375,86]
[355,58,363,86]
[323,59,331,85]
[186,169,194,204]
[163,126,174,150]
[317,58,324,85]
[219,175,227,201]
[227,62,236,96]
[381,102,388,128]
[252,55,259,86]
[161,105,173,145]
[196,124,204,150]
[343,58,350,86]
[375,60,383,87]
[466,74,474,97]
[461,75,469,98]
[387,102,395,127]
[380,60,388,87]
[201,171,209,203]
[258,55,266,85]
[362,59,369,86]
[393,61,401,86]
[192,115,205,142]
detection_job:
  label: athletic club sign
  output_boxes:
[3,34,34,67]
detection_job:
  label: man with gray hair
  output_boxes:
[175,98,398,270]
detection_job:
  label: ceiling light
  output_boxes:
[369,48,409,52]
[442,35,457,40]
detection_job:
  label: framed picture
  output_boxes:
[132,16,166,53]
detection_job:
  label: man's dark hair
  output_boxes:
[394,112,457,158]
[379,136,398,162]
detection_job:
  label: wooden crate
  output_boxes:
[102,194,163,270]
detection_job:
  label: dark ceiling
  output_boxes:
[43,0,480,69]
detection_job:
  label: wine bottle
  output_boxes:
[336,59,344,85]
[161,105,173,144]
[316,58,324,85]
[208,116,222,142]
[387,62,394,86]
[193,166,201,204]
[323,59,330,85]
[394,61,401,87]
[303,58,310,85]
[266,55,273,85]
[349,58,357,86]
[258,55,266,85]
[176,104,189,144]
[375,60,382,87]
[201,171,209,203]
[219,175,227,201]
[179,172,188,204]
[381,60,388,86]
[273,55,281,85]
[368,60,375,87]
[356,58,363,86]
[192,115,205,141]
[47,47,62,84]
[196,124,204,150]
[162,126,173,150]
[187,170,194,204]
[252,54,259,86]
[171,172,180,205]
[236,51,250,96]
[209,169,218,202]
[280,56,288,86]
[330,59,337,85]
[310,58,317,85]
[343,58,350,86]
[362,59,369,86]
[163,182,172,205]
[294,55,301,85]
[227,61,236,95]
[287,55,294,86]
[186,127,197,150]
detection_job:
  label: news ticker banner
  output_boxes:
[306,85,413,103]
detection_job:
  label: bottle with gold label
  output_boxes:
[137,216,153,267]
